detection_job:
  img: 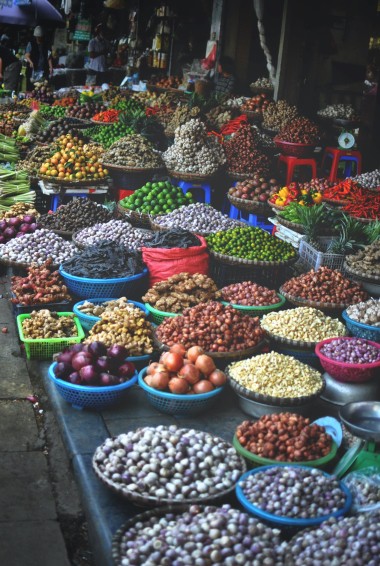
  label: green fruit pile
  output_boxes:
[206,226,297,262]
[39,104,66,118]
[86,123,135,148]
[119,181,194,215]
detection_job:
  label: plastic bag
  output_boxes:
[201,42,217,71]
[141,235,209,286]
[344,467,380,513]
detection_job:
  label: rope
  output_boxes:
[253,0,276,86]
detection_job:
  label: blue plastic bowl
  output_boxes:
[59,267,149,300]
[342,310,380,342]
[73,298,149,332]
[48,362,138,410]
[138,367,224,415]
[236,464,352,530]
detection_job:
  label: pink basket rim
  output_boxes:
[315,337,380,370]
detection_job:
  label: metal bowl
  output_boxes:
[339,401,380,442]
[236,394,317,418]
[320,372,380,406]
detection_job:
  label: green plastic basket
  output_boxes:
[144,303,180,325]
[16,312,85,360]
[221,293,286,317]
[232,434,338,470]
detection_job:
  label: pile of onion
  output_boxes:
[53,342,136,387]
[144,344,227,395]
[0,215,40,245]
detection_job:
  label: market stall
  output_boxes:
[0,73,379,565]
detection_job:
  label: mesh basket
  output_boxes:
[73,298,149,332]
[17,313,85,360]
[341,311,380,342]
[209,256,295,289]
[58,268,149,300]
[298,238,345,272]
[220,294,286,317]
[48,362,138,410]
[144,303,180,324]
[138,369,223,415]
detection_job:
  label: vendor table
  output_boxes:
[38,180,110,211]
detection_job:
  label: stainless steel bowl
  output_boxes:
[237,394,317,418]
[320,372,380,406]
[339,401,380,442]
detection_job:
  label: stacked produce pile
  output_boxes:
[164,103,202,133]
[21,310,78,339]
[61,241,144,279]
[345,240,380,279]
[228,352,324,399]
[262,99,299,131]
[38,135,107,182]
[250,77,274,89]
[73,220,152,250]
[319,338,380,364]
[240,93,272,116]
[17,110,46,138]
[16,145,54,176]
[0,108,30,136]
[0,202,39,220]
[144,345,227,394]
[92,109,119,123]
[206,225,297,262]
[236,414,332,461]
[205,105,233,131]
[118,180,193,215]
[322,178,380,220]
[221,281,281,306]
[261,307,347,342]
[276,117,320,145]
[317,103,359,120]
[162,118,226,174]
[229,175,281,204]
[101,134,164,168]
[0,229,76,266]
[76,297,135,317]
[66,102,107,120]
[153,202,242,233]
[28,80,54,104]
[223,123,270,176]
[39,199,112,233]
[53,342,136,387]
[34,118,89,144]
[0,213,40,245]
[142,272,221,313]
[345,298,380,326]
[11,259,71,306]
[156,300,265,352]
[349,169,380,190]
[269,179,331,207]
[0,168,34,213]
[83,122,134,148]
[281,266,368,305]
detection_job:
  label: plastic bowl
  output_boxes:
[342,310,380,342]
[138,368,224,415]
[235,465,352,530]
[144,303,180,325]
[315,337,380,383]
[232,435,338,470]
[221,293,286,317]
[73,298,149,332]
[48,362,138,410]
[274,137,317,157]
[59,267,148,300]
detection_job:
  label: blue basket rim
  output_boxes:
[48,361,138,393]
[138,367,224,400]
[59,266,148,284]
[342,310,380,333]
[73,298,149,322]
[235,464,352,527]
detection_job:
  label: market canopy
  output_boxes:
[0,0,63,26]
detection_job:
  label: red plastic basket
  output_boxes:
[274,137,316,157]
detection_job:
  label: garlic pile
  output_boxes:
[162,118,226,174]
[317,104,359,120]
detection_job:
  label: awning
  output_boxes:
[0,0,64,26]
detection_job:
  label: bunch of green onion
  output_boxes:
[0,167,35,210]
[0,133,20,164]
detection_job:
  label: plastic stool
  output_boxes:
[50,193,88,212]
[177,180,212,204]
[278,154,317,186]
[321,147,362,182]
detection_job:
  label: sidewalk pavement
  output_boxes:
[0,275,71,566]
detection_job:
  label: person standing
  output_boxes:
[87,24,111,86]
[24,26,53,87]
[0,34,22,92]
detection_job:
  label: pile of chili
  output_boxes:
[92,109,119,123]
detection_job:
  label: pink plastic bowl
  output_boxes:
[315,337,380,383]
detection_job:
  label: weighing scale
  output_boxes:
[337,130,356,150]
[333,402,380,478]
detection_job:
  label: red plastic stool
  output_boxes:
[321,147,362,182]
[278,154,317,186]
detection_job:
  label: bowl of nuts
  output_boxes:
[73,297,149,331]
[233,413,338,469]
[235,465,352,531]
[315,337,380,383]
